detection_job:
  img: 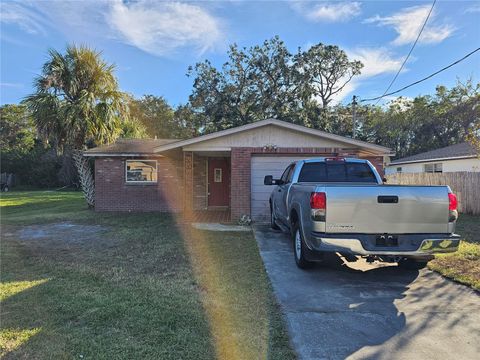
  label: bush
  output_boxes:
[1,142,77,188]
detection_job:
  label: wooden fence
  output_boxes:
[386,172,480,215]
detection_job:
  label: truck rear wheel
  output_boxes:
[292,225,313,269]
[397,258,428,270]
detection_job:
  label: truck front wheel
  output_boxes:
[292,225,313,269]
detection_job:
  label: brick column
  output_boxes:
[184,151,194,218]
[231,148,252,221]
[362,156,385,177]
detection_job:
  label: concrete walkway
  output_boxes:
[253,225,480,360]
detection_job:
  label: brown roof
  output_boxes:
[390,142,477,165]
[84,138,179,156]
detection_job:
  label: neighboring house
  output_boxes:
[386,142,480,175]
[84,118,392,222]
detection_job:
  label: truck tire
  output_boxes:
[397,258,428,270]
[292,223,313,269]
[270,205,280,230]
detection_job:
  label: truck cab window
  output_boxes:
[286,165,295,183]
[298,162,377,183]
[326,163,347,182]
[298,163,327,182]
[280,166,290,183]
[280,164,295,184]
[345,163,377,182]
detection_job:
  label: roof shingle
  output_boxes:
[84,138,179,156]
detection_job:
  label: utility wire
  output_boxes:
[374,0,436,105]
[360,47,480,102]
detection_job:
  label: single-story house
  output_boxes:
[385,142,480,175]
[84,118,392,222]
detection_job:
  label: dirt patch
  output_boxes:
[4,220,188,278]
[17,222,107,244]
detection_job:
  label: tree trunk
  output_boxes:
[73,150,95,208]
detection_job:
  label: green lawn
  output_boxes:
[429,214,480,291]
[0,191,294,359]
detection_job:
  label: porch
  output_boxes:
[183,151,232,217]
[189,209,231,223]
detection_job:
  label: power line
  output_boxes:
[360,47,480,103]
[374,0,436,105]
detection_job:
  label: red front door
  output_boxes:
[208,158,230,207]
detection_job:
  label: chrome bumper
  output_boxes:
[312,235,460,256]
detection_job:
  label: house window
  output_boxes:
[214,168,222,183]
[396,167,402,173]
[424,163,442,173]
[126,160,157,183]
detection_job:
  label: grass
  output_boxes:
[1,191,91,225]
[0,191,294,359]
[428,214,480,291]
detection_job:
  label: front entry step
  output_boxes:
[191,223,251,232]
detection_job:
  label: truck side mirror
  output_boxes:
[382,177,387,183]
[264,175,273,185]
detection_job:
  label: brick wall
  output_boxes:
[95,156,183,212]
[231,148,252,220]
[94,149,385,216]
[361,156,385,178]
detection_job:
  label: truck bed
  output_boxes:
[318,184,449,234]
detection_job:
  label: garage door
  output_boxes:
[251,155,319,222]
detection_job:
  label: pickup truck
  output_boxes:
[264,157,460,270]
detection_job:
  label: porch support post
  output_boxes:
[184,151,194,219]
[231,147,251,221]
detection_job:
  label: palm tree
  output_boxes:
[24,45,129,207]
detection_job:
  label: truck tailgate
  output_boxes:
[324,185,450,234]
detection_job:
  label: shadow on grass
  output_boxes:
[2,192,295,359]
[1,211,216,359]
[428,214,480,290]
[184,227,295,360]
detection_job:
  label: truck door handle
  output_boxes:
[378,195,398,203]
[278,189,282,192]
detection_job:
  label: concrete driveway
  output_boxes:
[253,225,480,360]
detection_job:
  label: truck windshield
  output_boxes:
[298,162,378,183]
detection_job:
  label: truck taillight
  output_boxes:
[310,192,326,209]
[448,193,458,211]
[310,192,326,221]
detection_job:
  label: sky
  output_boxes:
[1,0,480,107]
